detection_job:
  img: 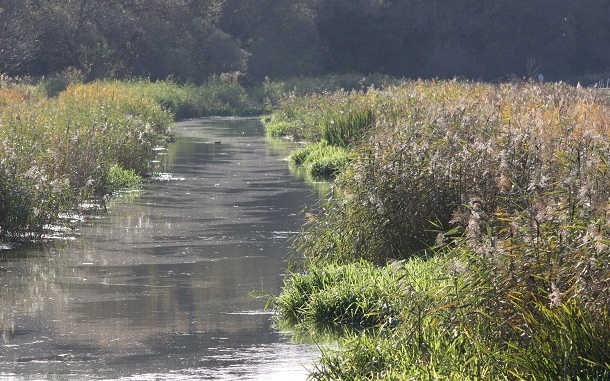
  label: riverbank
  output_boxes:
[0,79,174,241]
[268,80,610,380]
[0,72,396,242]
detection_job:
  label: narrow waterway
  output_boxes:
[0,118,323,380]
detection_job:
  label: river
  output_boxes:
[0,118,323,380]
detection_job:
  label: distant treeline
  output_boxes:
[2,0,609,83]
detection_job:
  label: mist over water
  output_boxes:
[0,118,321,380]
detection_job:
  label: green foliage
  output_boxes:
[6,0,610,84]
[263,117,291,138]
[279,250,610,380]
[264,82,384,182]
[0,171,39,239]
[288,144,317,166]
[276,261,409,333]
[104,164,141,194]
[509,299,610,380]
[321,106,374,148]
[194,75,261,116]
[278,256,512,380]
[115,77,268,119]
[42,67,85,97]
[121,80,202,119]
[289,142,350,180]
[262,83,383,141]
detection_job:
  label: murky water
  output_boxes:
[0,118,324,380]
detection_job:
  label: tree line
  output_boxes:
[1,0,609,83]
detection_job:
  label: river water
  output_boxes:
[0,118,323,380]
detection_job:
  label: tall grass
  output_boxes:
[293,81,610,264]
[0,80,172,240]
[279,248,610,380]
[274,80,610,379]
[122,77,263,119]
[2,73,386,240]
[263,88,378,180]
[1,71,319,240]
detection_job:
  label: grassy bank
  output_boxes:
[0,72,378,241]
[273,81,610,379]
[262,85,378,180]
[0,79,173,240]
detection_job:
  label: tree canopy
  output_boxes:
[1,0,609,83]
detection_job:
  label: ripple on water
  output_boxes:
[100,342,316,381]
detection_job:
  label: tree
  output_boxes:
[221,0,325,80]
[0,0,39,75]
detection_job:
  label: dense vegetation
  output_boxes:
[0,73,386,241]
[0,73,290,241]
[270,81,610,380]
[0,78,172,240]
[2,0,610,84]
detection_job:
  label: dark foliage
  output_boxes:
[2,0,610,83]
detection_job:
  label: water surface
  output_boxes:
[0,118,321,380]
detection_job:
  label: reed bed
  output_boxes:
[274,80,610,380]
[121,77,263,119]
[0,80,172,240]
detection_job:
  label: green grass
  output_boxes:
[278,251,610,380]
[321,106,374,148]
[276,261,411,333]
[104,164,141,193]
[289,142,350,180]
[263,88,377,181]
[0,79,172,240]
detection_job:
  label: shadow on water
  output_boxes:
[0,118,323,380]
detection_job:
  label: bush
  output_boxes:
[42,68,84,97]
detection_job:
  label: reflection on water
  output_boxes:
[0,118,321,380]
